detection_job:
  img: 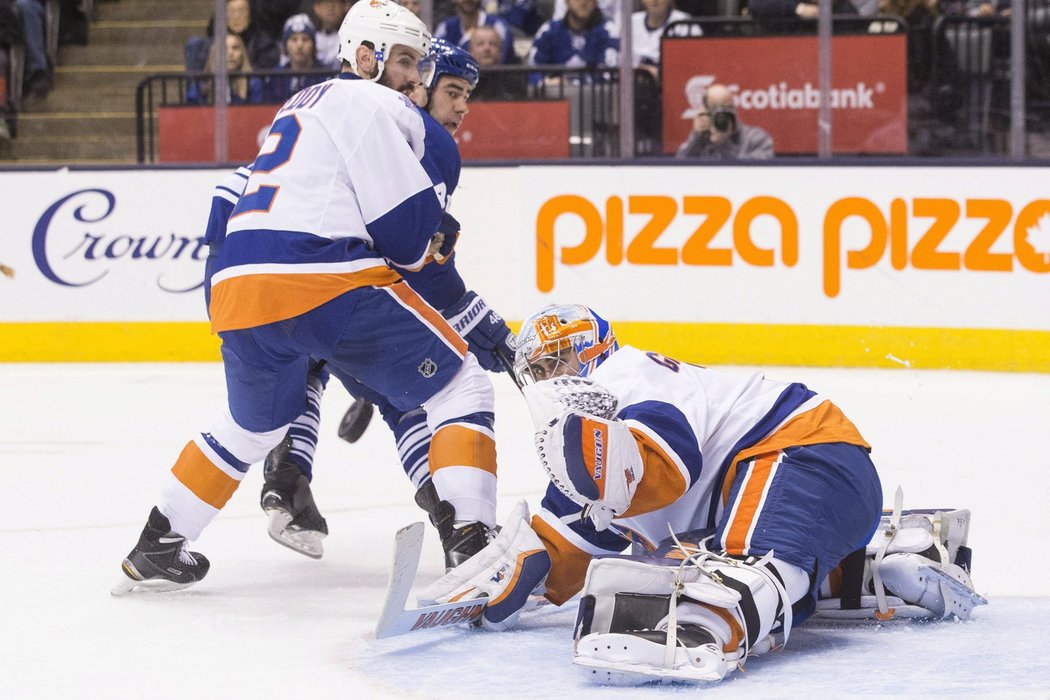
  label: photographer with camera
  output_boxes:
[675,83,774,160]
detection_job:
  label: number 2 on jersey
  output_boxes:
[231,114,302,217]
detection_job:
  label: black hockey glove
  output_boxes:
[441,290,515,374]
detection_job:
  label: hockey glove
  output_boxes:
[419,500,551,630]
[441,290,515,374]
[426,212,461,263]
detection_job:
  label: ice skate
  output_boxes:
[414,480,491,570]
[112,507,210,596]
[260,438,328,559]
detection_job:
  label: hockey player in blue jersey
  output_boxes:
[114,2,507,594]
[419,303,985,683]
[258,38,516,568]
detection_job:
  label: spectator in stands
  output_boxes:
[14,0,49,98]
[675,82,774,159]
[880,0,962,124]
[748,0,860,18]
[187,0,280,72]
[436,0,518,64]
[307,0,351,69]
[631,0,691,79]
[188,31,266,105]
[552,0,621,31]
[469,23,527,99]
[252,0,304,41]
[266,13,330,102]
[490,0,545,35]
[528,0,619,81]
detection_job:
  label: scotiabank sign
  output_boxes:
[661,35,907,155]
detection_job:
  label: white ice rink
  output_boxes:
[2,363,1049,698]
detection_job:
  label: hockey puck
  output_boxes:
[338,398,374,443]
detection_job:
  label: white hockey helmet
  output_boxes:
[514,304,618,386]
[337,0,433,84]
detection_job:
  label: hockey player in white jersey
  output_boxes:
[255,39,515,566]
[421,303,985,683]
[114,1,503,594]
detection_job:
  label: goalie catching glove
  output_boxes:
[524,377,642,531]
[441,290,515,374]
[418,500,551,630]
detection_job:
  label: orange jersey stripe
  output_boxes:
[720,399,870,507]
[429,425,497,476]
[723,452,780,556]
[209,266,401,333]
[531,515,592,605]
[387,281,468,355]
[170,440,241,510]
[620,427,688,518]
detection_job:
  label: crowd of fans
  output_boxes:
[164,0,1050,157]
[1,0,1048,157]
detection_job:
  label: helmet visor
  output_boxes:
[417,52,436,88]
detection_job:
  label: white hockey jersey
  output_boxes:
[209,75,444,333]
[532,345,870,604]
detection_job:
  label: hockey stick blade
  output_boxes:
[338,398,374,444]
[375,520,491,639]
[375,521,427,639]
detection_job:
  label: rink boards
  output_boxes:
[1,164,1047,370]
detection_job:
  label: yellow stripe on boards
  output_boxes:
[613,322,1050,373]
[0,323,220,361]
[2,321,1048,372]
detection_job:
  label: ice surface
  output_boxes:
[1,363,1048,698]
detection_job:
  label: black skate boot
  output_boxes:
[260,435,328,559]
[414,480,492,570]
[111,507,210,596]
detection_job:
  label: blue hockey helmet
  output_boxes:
[513,304,619,385]
[426,37,480,90]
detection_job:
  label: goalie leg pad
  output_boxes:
[814,492,987,621]
[572,547,808,684]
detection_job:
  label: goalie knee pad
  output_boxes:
[814,489,987,621]
[572,544,807,684]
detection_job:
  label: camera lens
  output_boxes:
[712,112,735,132]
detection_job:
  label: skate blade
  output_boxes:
[266,510,325,560]
[110,576,195,597]
[921,566,988,619]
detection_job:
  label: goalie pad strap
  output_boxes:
[719,576,762,650]
[838,547,867,610]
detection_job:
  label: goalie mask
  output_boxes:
[514,304,618,386]
[338,0,433,85]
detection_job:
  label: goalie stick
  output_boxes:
[374,521,551,639]
[375,522,488,639]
